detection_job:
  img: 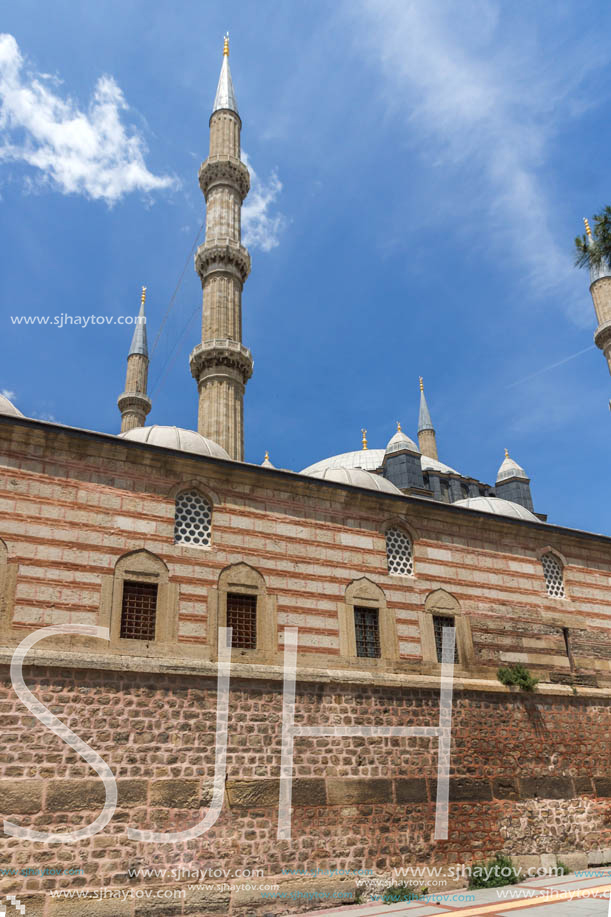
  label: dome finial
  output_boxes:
[397,420,402,432]
[264,450,269,461]
[584,217,592,237]
[361,428,368,451]
[505,447,509,458]
[223,32,229,56]
[419,376,424,392]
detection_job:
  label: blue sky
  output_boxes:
[0,1,610,534]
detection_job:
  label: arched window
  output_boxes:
[542,552,565,598]
[386,527,414,576]
[174,490,212,546]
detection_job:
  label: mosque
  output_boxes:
[0,37,610,916]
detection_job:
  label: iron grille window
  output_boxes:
[542,553,565,598]
[354,606,381,658]
[227,593,257,649]
[433,615,459,664]
[120,581,158,641]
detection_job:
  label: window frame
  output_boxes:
[419,589,473,672]
[339,577,398,667]
[173,488,213,548]
[207,563,277,663]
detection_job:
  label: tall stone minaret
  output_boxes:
[417,377,438,460]
[189,35,253,461]
[118,286,151,433]
[584,218,611,380]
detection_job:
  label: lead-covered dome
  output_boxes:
[385,428,419,455]
[0,393,23,417]
[120,425,230,459]
[303,466,402,494]
[453,496,538,522]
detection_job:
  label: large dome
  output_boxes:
[303,466,402,495]
[120,425,230,459]
[0,393,23,417]
[300,449,459,476]
[453,496,538,522]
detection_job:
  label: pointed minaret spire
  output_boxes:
[417,377,438,460]
[118,286,152,433]
[212,33,238,115]
[190,37,252,460]
[584,217,611,383]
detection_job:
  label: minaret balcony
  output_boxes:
[195,239,251,284]
[117,391,152,415]
[199,155,250,201]
[189,339,254,386]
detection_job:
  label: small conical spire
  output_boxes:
[361,428,368,451]
[128,286,148,357]
[418,377,434,432]
[212,33,238,115]
[261,450,274,468]
[497,449,528,483]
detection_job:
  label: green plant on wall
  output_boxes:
[497,664,538,692]
[469,854,519,889]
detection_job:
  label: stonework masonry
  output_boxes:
[1,413,611,913]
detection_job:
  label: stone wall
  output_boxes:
[0,662,609,915]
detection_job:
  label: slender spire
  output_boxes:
[418,377,434,432]
[361,428,368,451]
[118,286,151,433]
[128,286,148,357]
[212,33,238,115]
[417,377,438,460]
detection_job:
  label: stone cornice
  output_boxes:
[0,645,607,698]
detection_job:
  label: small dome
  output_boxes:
[261,451,275,468]
[453,496,538,522]
[120,425,230,459]
[385,428,420,455]
[496,451,528,483]
[304,466,402,495]
[0,393,23,417]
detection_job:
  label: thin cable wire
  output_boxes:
[150,305,200,397]
[150,220,204,358]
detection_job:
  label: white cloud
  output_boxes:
[1,388,16,400]
[353,1,602,320]
[241,151,287,252]
[0,33,176,204]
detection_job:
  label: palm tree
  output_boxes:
[575,206,611,269]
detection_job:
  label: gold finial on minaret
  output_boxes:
[141,286,147,307]
[361,428,368,451]
[505,448,509,458]
[419,376,424,392]
[397,421,402,432]
[584,217,592,237]
[264,450,269,461]
[223,32,229,56]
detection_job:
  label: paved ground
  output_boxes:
[297,869,611,916]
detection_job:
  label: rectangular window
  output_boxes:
[433,615,459,663]
[120,581,158,641]
[354,606,381,658]
[227,592,257,649]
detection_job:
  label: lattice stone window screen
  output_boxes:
[386,527,414,576]
[542,552,565,598]
[174,491,212,546]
